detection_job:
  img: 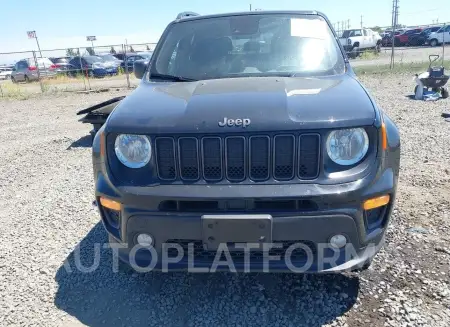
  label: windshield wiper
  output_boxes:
[149,73,197,82]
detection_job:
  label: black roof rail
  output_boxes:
[176,11,200,19]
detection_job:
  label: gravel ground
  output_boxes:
[0,74,449,327]
[350,44,450,67]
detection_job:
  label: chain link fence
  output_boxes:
[0,43,156,98]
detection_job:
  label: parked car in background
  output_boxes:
[112,53,126,61]
[394,28,422,46]
[67,56,119,78]
[120,54,146,72]
[408,26,441,46]
[381,31,400,47]
[10,57,57,83]
[0,67,13,80]
[49,57,72,74]
[428,25,450,47]
[339,28,382,58]
[136,51,153,60]
[97,53,123,67]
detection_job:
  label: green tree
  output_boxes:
[129,46,135,53]
[66,48,76,57]
[86,47,95,55]
[110,46,116,54]
[146,44,150,51]
[369,26,382,33]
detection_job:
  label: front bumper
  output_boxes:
[95,166,397,272]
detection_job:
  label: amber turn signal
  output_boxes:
[100,132,106,157]
[99,197,121,211]
[381,123,387,150]
[363,195,390,210]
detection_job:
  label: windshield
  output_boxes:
[138,52,153,59]
[54,58,69,63]
[151,14,345,80]
[99,54,119,61]
[341,29,362,38]
[84,56,104,64]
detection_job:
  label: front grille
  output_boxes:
[155,134,320,182]
[166,239,317,263]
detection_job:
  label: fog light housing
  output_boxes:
[329,234,347,249]
[136,233,154,247]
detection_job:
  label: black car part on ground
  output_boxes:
[76,96,125,136]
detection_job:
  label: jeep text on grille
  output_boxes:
[218,117,251,127]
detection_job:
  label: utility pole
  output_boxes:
[26,31,43,57]
[348,19,350,29]
[360,15,363,29]
[249,4,252,11]
[390,0,399,69]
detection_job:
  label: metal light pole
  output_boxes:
[27,31,42,57]
[86,36,97,54]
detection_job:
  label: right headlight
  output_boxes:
[114,134,151,168]
[326,128,369,166]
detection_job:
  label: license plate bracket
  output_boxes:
[201,214,272,250]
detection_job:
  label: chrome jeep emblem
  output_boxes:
[218,117,251,128]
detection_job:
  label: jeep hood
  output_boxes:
[106,74,376,134]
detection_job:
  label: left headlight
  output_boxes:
[114,134,151,168]
[326,128,369,166]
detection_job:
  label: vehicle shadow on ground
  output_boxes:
[54,223,359,327]
[67,135,93,149]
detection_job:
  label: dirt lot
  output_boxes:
[0,74,449,327]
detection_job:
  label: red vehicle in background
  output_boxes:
[394,28,423,46]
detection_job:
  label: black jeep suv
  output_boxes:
[91,10,400,273]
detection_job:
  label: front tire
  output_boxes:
[11,76,16,83]
[442,87,449,99]
[430,39,439,47]
[24,75,30,83]
[350,47,359,59]
[375,43,381,53]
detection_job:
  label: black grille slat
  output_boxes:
[155,137,176,180]
[202,137,223,181]
[226,137,246,181]
[273,135,295,180]
[154,134,320,183]
[166,239,317,263]
[299,134,320,179]
[178,138,199,180]
[249,136,270,181]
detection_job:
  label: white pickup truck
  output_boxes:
[339,28,382,58]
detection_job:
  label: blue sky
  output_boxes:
[0,0,448,63]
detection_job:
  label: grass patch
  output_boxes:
[354,60,450,76]
[0,83,31,100]
[358,50,380,60]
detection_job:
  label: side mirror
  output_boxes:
[133,59,148,79]
[12,67,16,71]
